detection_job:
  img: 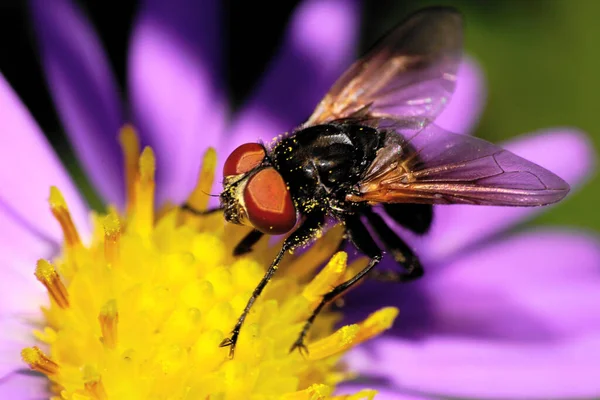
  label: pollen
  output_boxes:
[22,127,397,399]
[35,259,69,309]
[21,346,58,376]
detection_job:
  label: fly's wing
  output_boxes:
[346,124,570,206]
[303,6,570,207]
[304,6,463,133]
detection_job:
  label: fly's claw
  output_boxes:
[289,338,309,358]
[219,334,238,358]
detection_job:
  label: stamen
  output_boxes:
[103,211,121,266]
[130,147,155,236]
[307,307,398,360]
[286,225,345,280]
[329,257,368,304]
[303,252,347,306]
[98,299,118,349]
[49,186,81,248]
[118,124,141,214]
[35,259,69,308]
[351,307,398,345]
[185,148,217,213]
[308,325,359,360]
[282,384,333,399]
[83,365,108,400]
[21,346,58,376]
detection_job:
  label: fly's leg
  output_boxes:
[180,203,223,216]
[220,213,325,358]
[331,236,350,309]
[233,229,265,256]
[382,203,433,235]
[363,209,424,282]
[290,216,382,355]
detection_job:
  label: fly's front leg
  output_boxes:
[233,229,265,256]
[291,216,382,355]
[220,212,325,358]
[180,203,223,216]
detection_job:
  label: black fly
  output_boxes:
[183,6,570,357]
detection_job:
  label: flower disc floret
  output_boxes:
[21,126,397,399]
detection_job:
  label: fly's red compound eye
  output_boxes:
[223,143,266,177]
[243,168,297,234]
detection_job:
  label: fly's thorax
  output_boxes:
[271,124,385,212]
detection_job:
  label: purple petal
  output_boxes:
[29,0,125,207]
[0,319,37,380]
[0,200,57,270]
[343,229,600,339]
[225,0,359,154]
[422,230,600,339]
[0,235,47,318]
[346,230,600,399]
[0,370,48,399]
[424,128,595,261]
[435,57,486,135]
[0,280,43,373]
[0,73,90,243]
[128,0,226,206]
[350,334,600,399]
[0,180,54,381]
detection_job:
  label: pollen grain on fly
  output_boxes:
[21,126,396,399]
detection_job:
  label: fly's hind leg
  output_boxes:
[363,208,424,282]
[290,216,382,355]
[220,212,325,358]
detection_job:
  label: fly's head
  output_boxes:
[221,143,298,235]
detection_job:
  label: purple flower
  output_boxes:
[0,0,598,398]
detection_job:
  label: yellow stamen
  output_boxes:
[21,346,58,375]
[35,259,69,308]
[182,148,218,230]
[83,365,108,400]
[98,299,118,349]
[130,147,155,236]
[49,186,81,248]
[303,251,347,306]
[103,211,121,266]
[352,306,398,344]
[287,225,345,280]
[307,307,399,360]
[118,124,140,214]
[186,147,217,213]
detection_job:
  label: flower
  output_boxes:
[0,0,597,400]
[1,0,394,398]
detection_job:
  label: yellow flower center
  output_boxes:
[21,126,398,399]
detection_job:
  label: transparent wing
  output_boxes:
[304,6,463,134]
[347,124,570,206]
